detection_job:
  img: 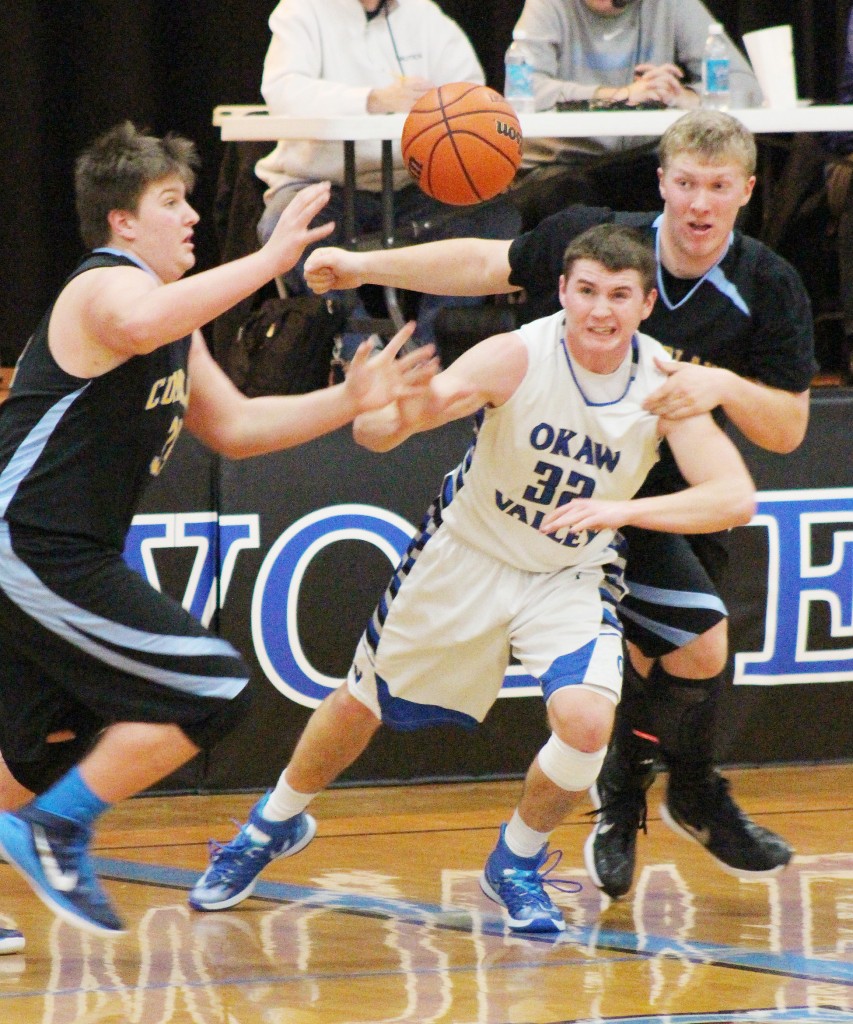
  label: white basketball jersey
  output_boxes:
[442,311,667,572]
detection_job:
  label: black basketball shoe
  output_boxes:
[661,767,793,877]
[584,740,656,900]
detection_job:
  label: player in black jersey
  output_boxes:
[0,122,436,938]
[302,109,816,900]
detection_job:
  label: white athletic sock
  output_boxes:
[503,809,551,859]
[261,771,317,822]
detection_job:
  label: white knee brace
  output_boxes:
[537,734,607,792]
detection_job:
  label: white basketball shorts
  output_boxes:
[347,524,626,730]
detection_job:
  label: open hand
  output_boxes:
[344,322,439,413]
[643,358,728,419]
[539,498,629,536]
[264,181,335,276]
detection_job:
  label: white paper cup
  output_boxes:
[743,25,798,108]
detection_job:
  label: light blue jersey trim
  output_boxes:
[93,246,160,281]
[706,264,750,315]
[652,215,746,315]
[618,604,697,648]
[0,525,245,699]
[627,580,728,615]
[0,386,89,518]
[0,255,242,699]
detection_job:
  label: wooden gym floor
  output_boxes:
[0,762,850,1024]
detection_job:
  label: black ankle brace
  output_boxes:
[644,663,725,766]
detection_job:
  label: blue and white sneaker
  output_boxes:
[0,927,25,954]
[189,793,317,912]
[480,823,580,933]
[0,806,124,936]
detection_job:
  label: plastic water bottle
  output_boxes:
[701,23,730,110]
[504,32,536,114]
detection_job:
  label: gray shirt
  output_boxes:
[513,0,762,159]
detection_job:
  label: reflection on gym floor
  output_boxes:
[0,764,850,1024]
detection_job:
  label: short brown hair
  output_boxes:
[562,223,656,295]
[74,121,199,248]
[658,109,757,177]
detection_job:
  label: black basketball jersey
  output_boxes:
[0,251,191,550]
[508,206,817,494]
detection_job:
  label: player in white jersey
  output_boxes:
[189,223,756,934]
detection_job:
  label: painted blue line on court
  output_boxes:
[93,856,853,985]
[92,856,512,934]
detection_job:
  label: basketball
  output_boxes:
[401,82,523,206]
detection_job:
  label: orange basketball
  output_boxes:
[401,82,523,206]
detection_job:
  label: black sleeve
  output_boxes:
[508,206,614,321]
[745,246,818,392]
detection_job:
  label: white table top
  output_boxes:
[213,103,853,141]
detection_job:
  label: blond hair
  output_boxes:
[658,109,757,177]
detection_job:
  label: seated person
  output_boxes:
[507,0,761,226]
[255,0,521,359]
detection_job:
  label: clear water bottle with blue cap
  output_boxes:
[505,32,536,114]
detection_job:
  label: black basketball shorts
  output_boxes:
[618,526,731,659]
[0,522,251,788]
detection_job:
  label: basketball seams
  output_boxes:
[434,89,482,201]
[401,81,523,205]
[445,108,520,122]
[406,83,483,116]
[435,129,521,156]
[437,82,483,112]
[427,135,481,203]
[403,111,520,144]
[427,133,520,203]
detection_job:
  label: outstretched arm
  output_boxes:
[82,182,335,361]
[539,413,755,537]
[185,326,437,459]
[304,238,517,298]
[353,329,527,452]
